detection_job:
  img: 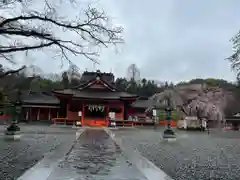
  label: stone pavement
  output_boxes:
[0,125,76,180]
[19,128,158,180]
[14,126,240,180]
[111,127,240,180]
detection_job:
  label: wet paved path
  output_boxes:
[47,129,147,180]
[0,125,76,180]
[111,128,240,180]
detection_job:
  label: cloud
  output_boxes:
[2,0,240,83]
[98,0,239,83]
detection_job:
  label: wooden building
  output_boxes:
[52,70,138,126]
[20,91,60,123]
[224,113,240,130]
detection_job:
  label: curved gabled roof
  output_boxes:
[53,70,138,100]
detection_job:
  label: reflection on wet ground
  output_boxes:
[47,129,147,180]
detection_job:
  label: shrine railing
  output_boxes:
[111,119,134,127]
[109,117,155,127]
[0,115,10,125]
[52,117,77,125]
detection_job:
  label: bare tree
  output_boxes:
[67,63,81,81]
[228,31,240,79]
[0,0,123,68]
[149,84,233,122]
[126,64,141,82]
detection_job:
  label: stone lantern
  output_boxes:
[5,90,22,140]
[162,97,176,141]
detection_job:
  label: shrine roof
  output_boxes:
[20,91,59,104]
[53,70,138,100]
[131,99,167,109]
[80,70,115,84]
[131,99,152,108]
[53,89,137,100]
[75,74,117,91]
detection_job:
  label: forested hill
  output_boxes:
[0,64,238,98]
[176,78,236,90]
[115,78,238,98]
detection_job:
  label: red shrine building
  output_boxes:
[14,70,160,126]
[52,70,138,126]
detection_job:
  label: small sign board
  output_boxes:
[78,111,82,116]
[111,122,116,126]
[202,120,207,128]
[152,109,157,116]
[183,120,187,129]
[109,112,115,119]
[76,121,81,125]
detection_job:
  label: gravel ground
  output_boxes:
[0,125,76,180]
[111,127,240,180]
[48,129,147,180]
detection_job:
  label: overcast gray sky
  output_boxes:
[28,0,240,82]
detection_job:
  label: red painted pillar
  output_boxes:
[122,103,124,121]
[121,103,124,126]
[66,103,69,119]
[81,104,84,126]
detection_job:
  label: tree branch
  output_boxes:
[0,2,123,64]
[0,42,55,54]
[0,65,26,78]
